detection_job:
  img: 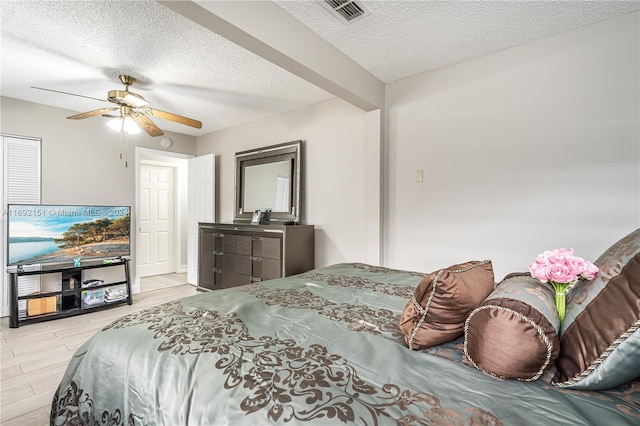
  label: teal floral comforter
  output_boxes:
[50,263,639,425]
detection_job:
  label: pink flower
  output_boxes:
[529,247,598,326]
[528,261,549,282]
[566,256,587,276]
[528,248,598,285]
[547,264,576,284]
[580,261,599,279]
[543,248,574,265]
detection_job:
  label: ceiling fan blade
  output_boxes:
[146,108,202,129]
[131,112,164,137]
[32,86,108,103]
[67,107,118,120]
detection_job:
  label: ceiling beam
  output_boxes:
[158,0,384,111]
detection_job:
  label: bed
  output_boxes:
[50,251,639,425]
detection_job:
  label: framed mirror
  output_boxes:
[234,140,302,224]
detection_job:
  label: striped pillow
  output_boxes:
[553,228,640,390]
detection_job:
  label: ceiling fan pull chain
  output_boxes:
[119,127,124,161]
[124,131,129,168]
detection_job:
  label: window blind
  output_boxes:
[2,135,42,317]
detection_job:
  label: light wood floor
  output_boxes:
[0,278,197,425]
[140,272,188,292]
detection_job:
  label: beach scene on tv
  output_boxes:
[7,205,130,266]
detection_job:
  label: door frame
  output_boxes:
[134,147,193,294]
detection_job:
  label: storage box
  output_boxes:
[27,295,57,316]
[104,285,127,302]
[82,289,104,308]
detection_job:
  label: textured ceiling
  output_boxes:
[1,1,638,137]
[276,0,640,83]
[0,1,334,136]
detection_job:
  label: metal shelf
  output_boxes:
[9,258,132,328]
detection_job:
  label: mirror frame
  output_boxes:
[234,140,302,224]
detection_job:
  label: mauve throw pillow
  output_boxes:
[464,274,560,381]
[400,260,494,350]
[553,228,640,390]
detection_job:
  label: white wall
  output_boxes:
[0,97,197,281]
[2,12,638,283]
[385,12,639,280]
[196,98,369,267]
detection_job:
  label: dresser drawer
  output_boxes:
[252,237,281,260]
[252,257,281,280]
[201,230,224,252]
[201,250,223,268]
[235,254,252,276]
[199,266,221,290]
[198,223,314,291]
[235,235,252,255]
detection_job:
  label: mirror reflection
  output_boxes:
[243,161,291,212]
[234,140,301,224]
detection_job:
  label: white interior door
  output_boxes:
[187,154,215,285]
[139,164,175,277]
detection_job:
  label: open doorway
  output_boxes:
[134,148,191,294]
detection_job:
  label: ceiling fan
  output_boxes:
[32,75,202,137]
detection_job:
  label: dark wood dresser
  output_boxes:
[197,223,314,290]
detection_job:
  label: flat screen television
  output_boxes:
[7,204,131,266]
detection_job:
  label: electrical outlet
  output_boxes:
[415,169,424,183]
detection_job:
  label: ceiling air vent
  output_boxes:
[320,0,371,24]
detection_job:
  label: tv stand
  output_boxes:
[8,258,132,328]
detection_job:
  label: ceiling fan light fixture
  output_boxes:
[122,116,140,135]
[123,116,141,134]
[107,115,141,134]
[107,116,123,132]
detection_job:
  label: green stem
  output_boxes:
[555,290,566,324]
[550,280,573,325]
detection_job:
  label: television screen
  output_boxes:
[7,204,131,266]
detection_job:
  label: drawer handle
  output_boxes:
[213,233,224,238]
[250,256,262,262]
[212,268,222,274]
[213,251,224,256]
[251,237,263,241]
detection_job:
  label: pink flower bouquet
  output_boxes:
[528,248,598,324]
